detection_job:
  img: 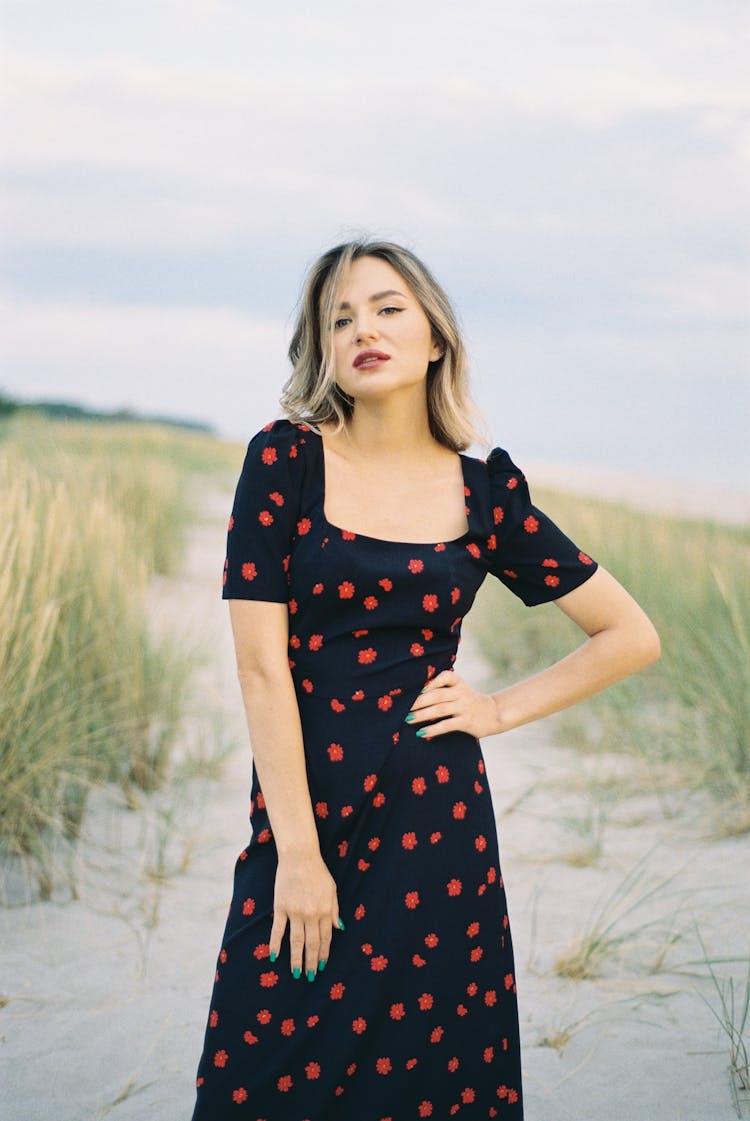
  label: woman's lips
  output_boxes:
[353,350,391,369]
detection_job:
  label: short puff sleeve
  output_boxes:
[222,420,306,602]
[487,447,598,606]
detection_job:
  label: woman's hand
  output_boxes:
[405,670,500,740]
[270,850,343,981]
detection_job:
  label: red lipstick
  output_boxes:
[353,350,391,369]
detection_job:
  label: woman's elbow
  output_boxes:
[631,616,661,670]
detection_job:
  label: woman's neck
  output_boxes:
[338,396,436,460]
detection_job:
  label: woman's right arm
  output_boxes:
[229,599,342,982]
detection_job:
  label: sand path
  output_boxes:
[1,477,747,1120]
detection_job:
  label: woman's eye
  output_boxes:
[379,306,404,316]
[333,317,350,330]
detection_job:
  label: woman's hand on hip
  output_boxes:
[270,850,343,981]
[405,670,500,740]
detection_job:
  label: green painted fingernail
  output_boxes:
[416,728,428,738]
[307,969,316,982]
[293,966,301,979]
[337,917,346,931]
[318,958,327,971]
[404,713,416,723]
[269,950,277,962]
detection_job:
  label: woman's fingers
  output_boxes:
[268,909,288,965]
[288,914,306,977]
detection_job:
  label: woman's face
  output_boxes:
[329,256,443,402]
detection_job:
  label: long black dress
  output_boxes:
[191,419,598,1120]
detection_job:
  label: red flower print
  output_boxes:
[430,831,442,843]
[308,634,323,651]
[412,954,426,967]
[209,1009,219,1027]
[331,698,346,712]
[260,971,278,987]
[410,642,425,657]
[288,599,298,616]
[252,941,269,959]
[483,1046,494,1062]
[219,949,227,963]
[355,903,366,919]
[214,1050,228,1067]
[378,694,393,711]
[474,779,483,794]
[257,827,271,843]
[504,972,515,990]
[470,946,483,962]
[448,1056,460,1072]
[379,577,393,590]
[358,647,377,664]
[228,514,235,531]
[430,1026,444,1043]
[466,981,478,996]
[338,840,348,857]
[447,878,462,896]
[258,509,274,526]
[542,557,559,568]
[461,1088,476,1104]
[328,742,344,761]
[425,932,439,948]
[451,587,461,605]
[277,1074,293,1092]
[452,801,467,819]
[373,792,386,806]
[330,982,346,999]
[487,866,497,883]
[347,1062,357,1076]
[509,1089,519,1103]
[242,897,255,915]
[493,505,504,524]
[475,834,487,852]
[232,1087,248,1103]
[506,475,519,489]
[363,773,377,791]
[269,490,284,506]
[466,543,481,558]
[487,534,497,550]
[544,574,560,587]
[524,514,539,533]
[339,581,355,598]
[289,634,301,648]
[302,678,313,693]
[418,992,434,1011]
[312,582,324,594]
[368,836,380,852]
[412,776,427,795]
[364,595,378,610]
[357,858,371,871]
[352,689,365,701]
[434,542,446,552]
[257,1009,271,1024]
[402,831,418,849]
[406,1058,418,1071]
[306,1061,321,1080]
[422,594,439,612]
[308,1014,319,1027]
[418,1102,433,1117]
[456,1004,468,1016]
[435,765,450,783]
[297,517,311,535]
[376,1057,392,1075]
[315,801,328,818]
[405,890,420,909]
[408,558,424,573]
[371,955,388,971]
[467,921,480,937]
[578,550,594,565]
[243,1030,258,1044]
[390,1002,406,1020]
[485,989,497,1006]
[261,446,277,465]
[281,1017,295,1035]
[241,561,257,581]
[352,1016,367,1033]
[342,529,356,540]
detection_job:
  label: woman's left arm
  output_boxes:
[406,566,661,739]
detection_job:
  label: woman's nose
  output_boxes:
[354,316,378,342]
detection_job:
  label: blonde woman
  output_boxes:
[191,240,660,1119]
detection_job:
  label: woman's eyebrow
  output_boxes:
[337,289,408,310]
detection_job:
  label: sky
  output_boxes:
[1,0,748,485]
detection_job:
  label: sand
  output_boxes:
[1,474,748,1121]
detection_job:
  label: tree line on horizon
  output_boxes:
[0,389,214,433]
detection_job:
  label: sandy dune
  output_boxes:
[1,477,748,1120]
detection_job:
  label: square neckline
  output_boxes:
[310,427,474,548]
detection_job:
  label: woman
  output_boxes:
[191,240,660,1120]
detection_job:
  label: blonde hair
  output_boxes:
[281,239,486,452]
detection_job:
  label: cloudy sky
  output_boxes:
[1,0,748,484]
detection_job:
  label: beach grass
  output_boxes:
[470,488,750,809]
[0,415,239,887]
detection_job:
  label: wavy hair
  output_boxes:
[281,239,486,452]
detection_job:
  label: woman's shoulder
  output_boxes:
[462,444,526,483]
[245,417,318,461]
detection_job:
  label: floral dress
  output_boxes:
[191,419,598,1120]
